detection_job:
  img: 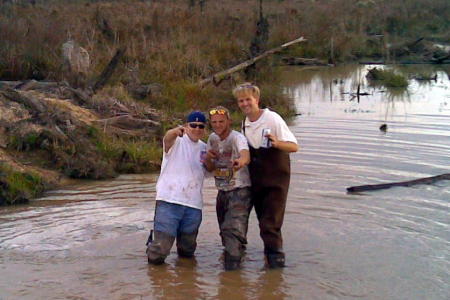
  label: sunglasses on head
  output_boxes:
[188,123,205,129]
[209,109,227,116]
[236,84,255,90]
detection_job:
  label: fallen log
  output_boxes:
[282,57,328,66]
[0,81,22,89]
[65,85,92,105]
[0,88,46,114]
[347,173,450,193]
[199,36,306,87]
[413,74,437,81]
[94,115,160,129]
[431,53,450,64]
[0,80,62,93]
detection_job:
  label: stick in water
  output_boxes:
[347,173,450,193]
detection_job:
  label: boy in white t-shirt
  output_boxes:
[203,106,251,271]
[146,111,207,265]
[233,83,299,269]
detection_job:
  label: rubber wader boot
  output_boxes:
[146,230,175,265]
[266,253,285,269]
[224,252,241,271]
[176,232,198,258]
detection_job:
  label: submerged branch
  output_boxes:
[347,173,450,193]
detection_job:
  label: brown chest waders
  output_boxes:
[248,145,290,267]
[242,118,292,268]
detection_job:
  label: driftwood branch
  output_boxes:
[282,57,328,66]
[431,53,450,64]
[93,115,160,129]
[0,80,59,91]
[0,87,46,114]
[92,47,126,92]
[199,36,306,87]
[347,173,450,193]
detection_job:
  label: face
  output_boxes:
[210,114,231,137]
[236,92,260,116]
[186,122,206,142]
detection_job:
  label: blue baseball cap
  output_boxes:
[187,111,206,123]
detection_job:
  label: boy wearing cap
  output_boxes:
[203,106,251,270]
[146,111,207,265]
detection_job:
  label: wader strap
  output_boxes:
[242,117,290,188]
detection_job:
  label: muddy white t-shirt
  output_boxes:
[243,108,297,148]
[156,134,206,210]
[207,130,251,192]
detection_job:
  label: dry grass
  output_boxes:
[0,0,448,112]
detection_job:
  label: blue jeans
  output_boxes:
[154,200,202,237]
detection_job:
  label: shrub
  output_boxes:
[366,68,408,87]
[0,164,45,205]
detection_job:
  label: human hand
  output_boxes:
[203,149,218,171]
[206,149,219,162]
[206,149,218,161]
[266,133,279,148]
[232,157,246,171]
[173,125,185,137]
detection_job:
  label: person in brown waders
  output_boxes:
[233,83,299,268]
[203,106,251,271]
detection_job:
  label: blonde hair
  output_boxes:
[232,82,260,99]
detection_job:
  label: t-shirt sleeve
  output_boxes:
[235,133,249,152]
[163,135,181,157]
[273,113,298,144]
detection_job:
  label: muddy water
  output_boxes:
[1,65,449,299]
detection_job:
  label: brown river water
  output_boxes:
[1,65,449,299]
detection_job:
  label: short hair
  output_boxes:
[232,82,260,99]
[208,106,231,120]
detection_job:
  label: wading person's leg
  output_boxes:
[253,186,288,268]
[146,201,181,264]
[176,206,202,258]
[217,187,252,270]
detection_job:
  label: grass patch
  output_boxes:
[93,132,162,173]
[366,68,409,87]
[0,164,45,205]
[8,132,42,151]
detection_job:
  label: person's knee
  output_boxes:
[258,220,277,235]
[176,231,198,257]
[146,230,175,264]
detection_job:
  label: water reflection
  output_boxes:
[217,270,252,299]
[217,269,288,300]
[147,258,207,299]
[282,64,450,122]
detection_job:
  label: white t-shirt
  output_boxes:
[156,134,206,210]
[207,130,251,191]
[243,108,298,148]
